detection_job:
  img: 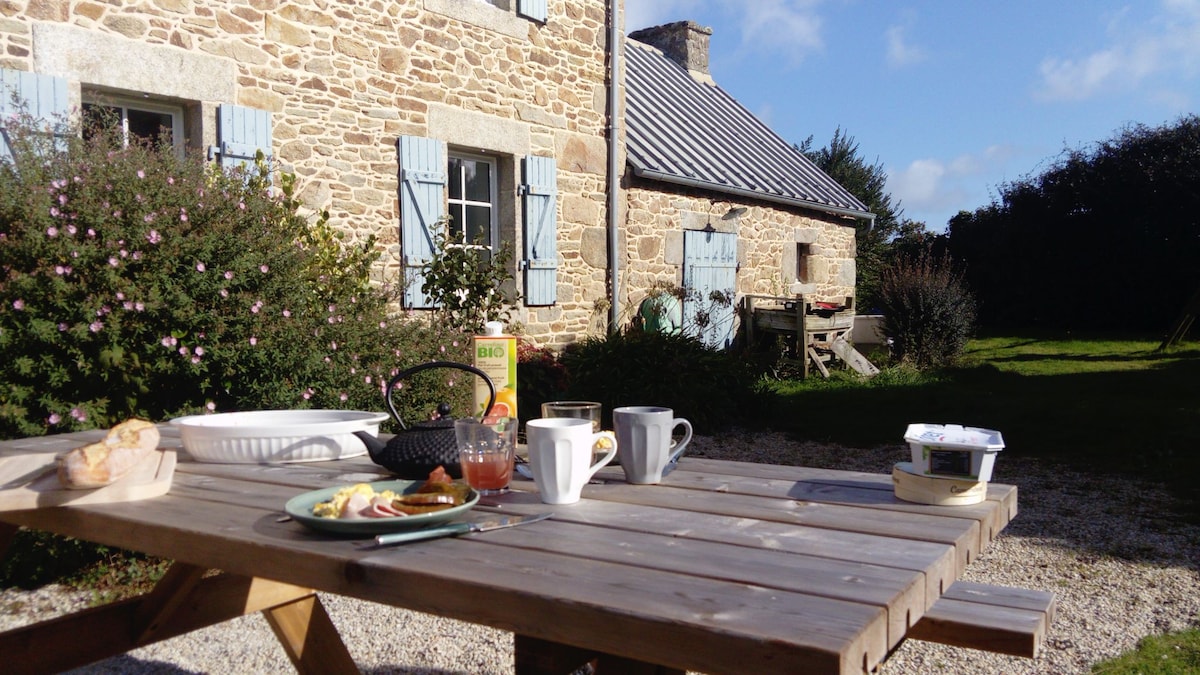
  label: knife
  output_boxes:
[369,512,552,547]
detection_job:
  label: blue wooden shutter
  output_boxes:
[213,104,272,172]
[521,155,558,306]
[683,230,738,349]
[517,0,548,23]
[398,136,446,309]
[0,69,70,162]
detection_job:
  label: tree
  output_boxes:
[800,128,927,310]
[948,115,1200,332]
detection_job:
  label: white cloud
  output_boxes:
[885,23,926,69]
[886,144,1019,228]
[738,0,825,64]
[1035,0,1200,101]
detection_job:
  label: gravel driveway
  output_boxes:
[3,431,1197,674]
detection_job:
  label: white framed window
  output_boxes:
[447,152,498,249]
[81,95,185,154]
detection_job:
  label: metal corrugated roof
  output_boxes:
[624,38,873,220]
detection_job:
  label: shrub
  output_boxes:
[0,109,471,438]
[515,339,569,426]
[558,329,766,433]
[876,249,976,369]
[420,226,520,335]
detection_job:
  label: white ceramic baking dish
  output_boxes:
[170,410,390,463]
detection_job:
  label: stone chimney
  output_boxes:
[629,20,712,76]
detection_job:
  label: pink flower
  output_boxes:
[58,323,68,331]
[196,262,206,272]
[302,388,313,400]
[260,265,269,273]
[194,347,205,356]
[12,299,24,310]
[50,207,60,217]
[123,301,134,311]
[66,225,76,235]
[219,289,229,298]
[179,209,188,222]
[116,292,125,301]
[137,169,145,179]
[282,309,291,318]
[146,230,161,244]
[339,393,348,402]
[224,270,233,280]
[108,257,119,267]
[178,346,189,356]
[206,401,216,411]
[55,265,68,275]
[143,213,156,223]
[134,302,144,311]
[190,355,201,364]
[46,226,58,237]
[47,413,62,425]
[70,407,86,422]
[249,336,257,346]
[58,194,67,205]
[89,321,103,333]
[87,228,96,237]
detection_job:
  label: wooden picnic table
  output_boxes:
[0,425,1023,675]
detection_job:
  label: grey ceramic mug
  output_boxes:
[613,406,693,484]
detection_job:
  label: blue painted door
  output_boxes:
[683,230,737,349]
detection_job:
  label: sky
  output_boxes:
[623,0,1200,232]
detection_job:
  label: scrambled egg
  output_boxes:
[312,483,400,518]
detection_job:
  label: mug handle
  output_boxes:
[667,418,693,464]
[586,431,618,478]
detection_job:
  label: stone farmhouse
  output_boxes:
[0,2,871,349]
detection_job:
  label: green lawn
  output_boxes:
[767,335,1200,511]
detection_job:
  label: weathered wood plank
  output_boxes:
[907,581,1057,657]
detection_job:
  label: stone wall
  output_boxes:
[622,182,857,327]
[0,0,614,348]
[0,1,858,350]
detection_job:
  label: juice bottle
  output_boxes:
[473,321,517,419]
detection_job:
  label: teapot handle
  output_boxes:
[383,361,496,430]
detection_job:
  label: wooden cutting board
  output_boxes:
[0,449,176,512]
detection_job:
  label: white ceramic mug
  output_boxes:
[525,417,617,504]
[613,406,693,484]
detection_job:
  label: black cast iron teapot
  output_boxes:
[353,360,495,479]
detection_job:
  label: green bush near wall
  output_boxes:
[0,109,472,439]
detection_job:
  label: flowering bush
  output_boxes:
[0,113,470,438]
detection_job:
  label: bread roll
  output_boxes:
[57,419,160,489]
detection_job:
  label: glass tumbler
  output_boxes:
[455,416,517,495]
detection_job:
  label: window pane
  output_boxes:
[81,103,121,138]
[448,157,464,200]
[465,205,491,246]
[126,109,173,145]
[447,204,466,242]
[464,160,491,202]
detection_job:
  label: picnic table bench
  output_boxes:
[0,427,1053,674]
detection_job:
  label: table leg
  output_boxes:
[0,521,18,560]
[0,570,357,675]
[263,592,360,675]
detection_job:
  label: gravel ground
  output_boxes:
[3,431,1198,674]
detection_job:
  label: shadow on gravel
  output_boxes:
[66,655,202,674]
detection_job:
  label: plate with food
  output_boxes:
[285,467,479,535]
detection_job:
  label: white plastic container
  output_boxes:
[903,423,1005,482]
[892,462,987,506]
